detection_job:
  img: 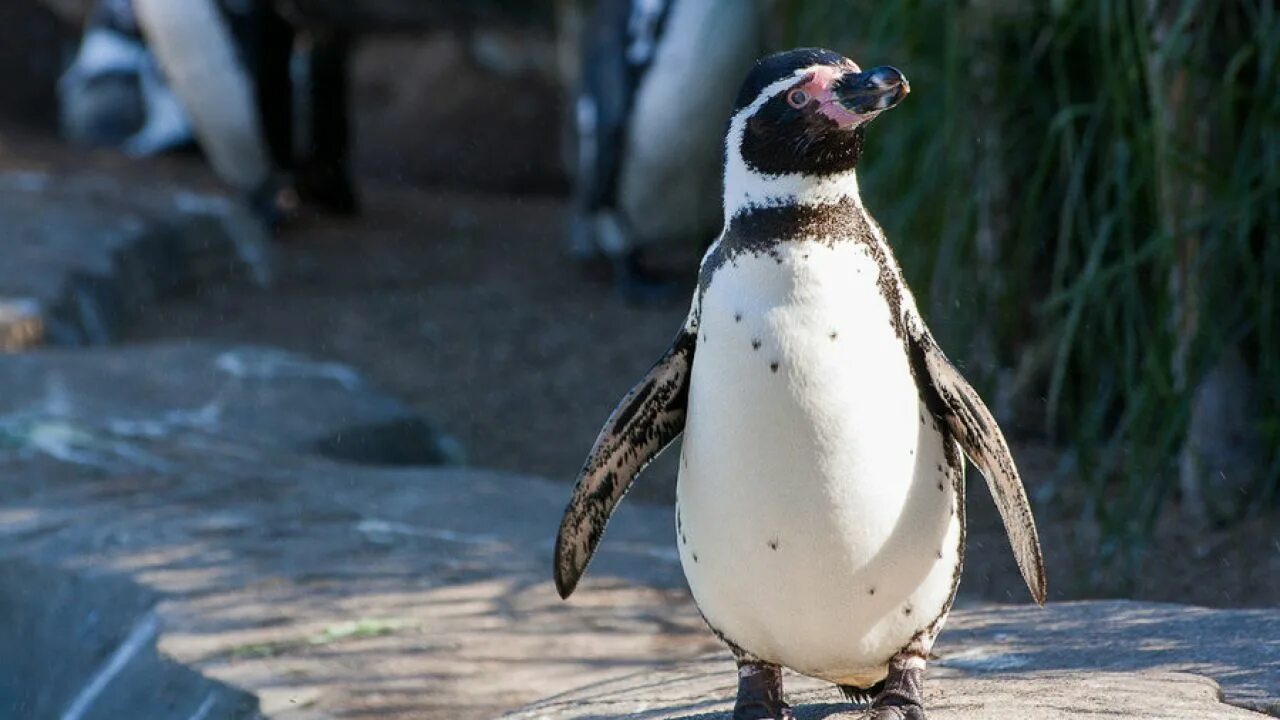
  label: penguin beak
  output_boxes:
[833,66,910,116]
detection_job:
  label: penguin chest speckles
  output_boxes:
[677,239,963,687]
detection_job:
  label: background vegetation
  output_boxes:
[778,0,1280,583]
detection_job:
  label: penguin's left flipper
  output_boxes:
[909,327,1048,605]
[554,327,696,599]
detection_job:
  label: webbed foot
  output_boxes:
[863,652,927,720]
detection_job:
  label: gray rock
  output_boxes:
[503,601,1280,719]
[0,171,269,349]
[0,342,685,718]
[940,601,1279,715]
[502,661,1268,719]
[2,343,1274,719]
[0,559,258,720]
[0,341,457,466]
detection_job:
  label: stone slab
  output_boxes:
[0,342,698,719]
[3,342,1276,719]
[502,600,1280,719]
[502,661,1266,720]
[939,601,1280,715]
[0,342,456,463]
[0,170,269,349]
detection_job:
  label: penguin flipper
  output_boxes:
[554,328,695,599]
[909,328,1047,605]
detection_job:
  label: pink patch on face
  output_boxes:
[794,64,876,129]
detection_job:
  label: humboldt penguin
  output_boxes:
[554,48,1046,720]
[58,0,195,154]
[128,0,276,219]
[569,0,764,301]
[59,0,358,221]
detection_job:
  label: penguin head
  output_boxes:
[722,48,908,213]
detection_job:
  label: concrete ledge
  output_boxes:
[504,601,1280,720]
[0,342,687,718]
[503,662,1265,720]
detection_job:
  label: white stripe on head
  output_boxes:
[722,67,862,222]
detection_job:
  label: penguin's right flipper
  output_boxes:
[554,327,695,599]
[908,326,1048,606]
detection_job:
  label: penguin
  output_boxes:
[125,0,277,221]
[246,3,359,215]
[569,0,764,301]
[128,0,358,222]
[58,0,195,154]
[554,48,1046,720]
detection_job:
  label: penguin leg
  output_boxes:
[293,29,359,215]
[733,658,794,720]
[863,652,927,720]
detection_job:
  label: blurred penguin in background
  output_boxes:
[237,0,359,216]
[59,0,358,225]
[58,0,195,156]
[567,0,765,302]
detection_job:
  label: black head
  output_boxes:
[729,48,909,177]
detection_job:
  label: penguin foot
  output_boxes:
[863,653,927,720]
[861,706,925,720]
[733,660,794,720]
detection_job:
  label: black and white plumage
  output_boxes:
[58,0,195,154]
[570,0,764,298]
[63,0,357,222]
[133,0,274,202]
[555,48,1046,720]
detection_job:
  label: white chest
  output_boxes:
[676,240,963,686]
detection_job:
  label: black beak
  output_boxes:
[834,66,910,115]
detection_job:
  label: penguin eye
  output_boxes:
[787,90,809,108]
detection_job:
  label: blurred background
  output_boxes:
[0,0,1277,715]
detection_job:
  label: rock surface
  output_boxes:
[0,342,710,719]
[503,601,1280,719]
[502,662,1267,720]
[0,342,454,463]
[3,342,1279,719]
[0,170,268,349]
[0,559,259,719]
